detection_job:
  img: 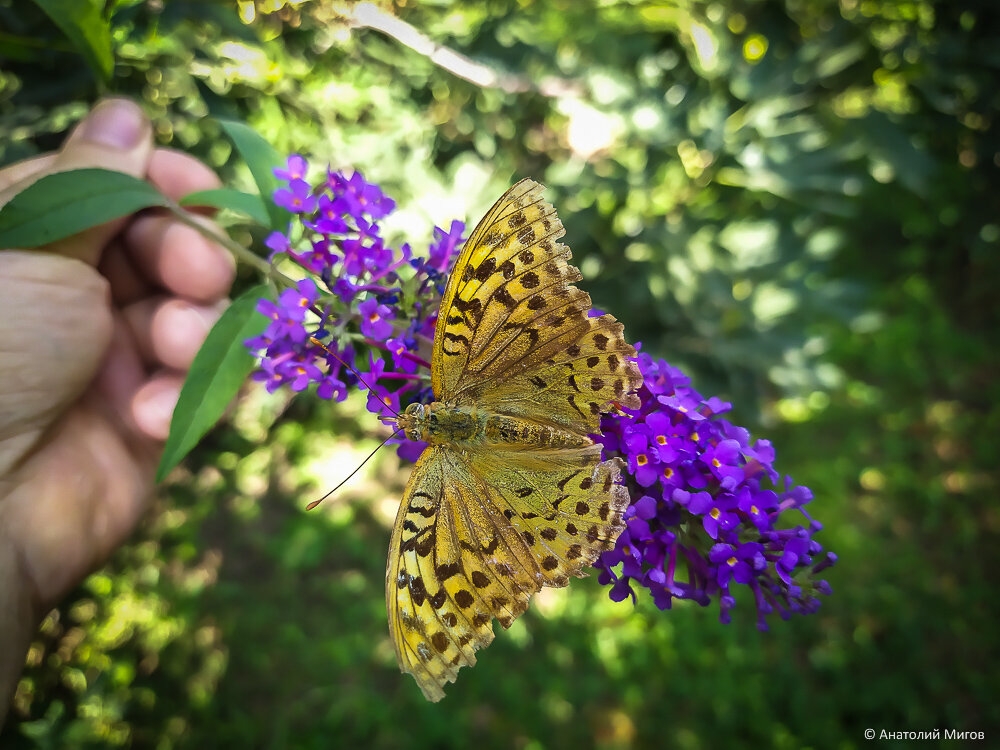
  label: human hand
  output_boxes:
[0,98,235,721]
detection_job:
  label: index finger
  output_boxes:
[146,148,222,202]
[119,148,234,303]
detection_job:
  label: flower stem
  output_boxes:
[163,200,300,289]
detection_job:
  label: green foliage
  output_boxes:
[178,188,270,226]
[2,0,998,748]
[216,119,290,230]
[28,0,114,84]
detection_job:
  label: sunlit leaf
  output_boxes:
[180,188,270,225]
[30,0,113,83]
[218,119,290,231]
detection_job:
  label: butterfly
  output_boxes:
[386,178,642,701]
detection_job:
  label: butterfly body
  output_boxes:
[396,401,593,450]
[386,179,642,702]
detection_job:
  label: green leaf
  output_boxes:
[180,188,270,225]
[30,0,114,84]
[0,30,52,63]
[0,168,167,248]
[218,119,290,231]
[155,284,274,483]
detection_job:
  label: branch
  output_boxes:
[345,3,582,98]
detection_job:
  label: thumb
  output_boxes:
[48,98,155,264]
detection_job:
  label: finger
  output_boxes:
[91,314,147,437]
[0,252,113,475]
[124,213,235,303]
[57,97,153,171]
[122,296,224,370]
[0,153,56,193]
[98,236,154,306]
[147,148,222,202]
[0,399,157,606]
[41,98,156,265]
[131,373,184,442]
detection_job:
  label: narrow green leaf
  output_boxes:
[180,188,270,225]
[155,284,274,482]
[0,31,53,63]
[0,168,167,248]
[218,119,290,231]
[30,0,114,83]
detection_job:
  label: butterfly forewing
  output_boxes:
[430,179,549,398]
[432,178,641,432]
[470,445,630,582]
[386,448,497,702]
[387,445,629,702]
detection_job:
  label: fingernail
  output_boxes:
[79,98,147,149]
[150,386,179,423]
[139,384,179,438]
[175,304,218,334]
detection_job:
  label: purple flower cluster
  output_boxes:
[247,159,834,627]
[246,156,464,426]
[594,353,835,629]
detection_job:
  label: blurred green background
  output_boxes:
[2,0,998,747]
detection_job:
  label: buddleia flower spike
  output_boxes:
[246,160,835,700]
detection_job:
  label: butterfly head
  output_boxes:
[395,402,428,442]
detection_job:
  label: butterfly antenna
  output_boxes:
[306,427,405,510]
[309,335,401,417]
